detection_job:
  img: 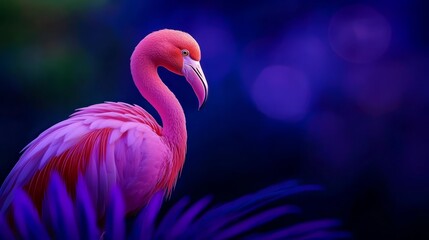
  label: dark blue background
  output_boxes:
[1,0,428,239]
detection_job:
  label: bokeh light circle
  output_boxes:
[345,60,408,116]
[329,5,391,63]
[251,66,310,121]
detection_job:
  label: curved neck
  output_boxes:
[130,54,187,148]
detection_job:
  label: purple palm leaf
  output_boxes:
[105,186,125,240]
[0,213,14,240]
[147,181,348,240]
[42,172,78,240]
[12,189,50,239]
[75,175,99,239]
[131,191,164,240]
[1,173,349,239]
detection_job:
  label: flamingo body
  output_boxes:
[2,103,172,214]
[0,29,208,216]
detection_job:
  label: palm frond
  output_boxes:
[1,173,350,239]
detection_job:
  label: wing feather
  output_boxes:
[109,129,124,144]
[0,102,164,214]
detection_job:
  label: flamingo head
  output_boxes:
[142,29,208,110]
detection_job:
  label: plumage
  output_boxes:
[0,29,209,217]
[1,103,169,215]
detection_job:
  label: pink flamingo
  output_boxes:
[0,29,208,216]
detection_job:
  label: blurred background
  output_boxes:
[0,0,428,239]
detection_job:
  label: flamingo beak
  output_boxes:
[182,56,208,110]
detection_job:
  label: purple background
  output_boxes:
[1,0,428,238]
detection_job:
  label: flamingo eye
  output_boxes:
[181,49,190,56]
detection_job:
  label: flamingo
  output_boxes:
[0,29,208,216]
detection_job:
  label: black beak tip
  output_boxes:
[198,101,206,111]
[198,95,208,111]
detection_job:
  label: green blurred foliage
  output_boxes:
[0,0,106,15]
[9,44,95,102]
[0,0,106,106]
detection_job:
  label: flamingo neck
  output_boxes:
[130,54,187,169]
